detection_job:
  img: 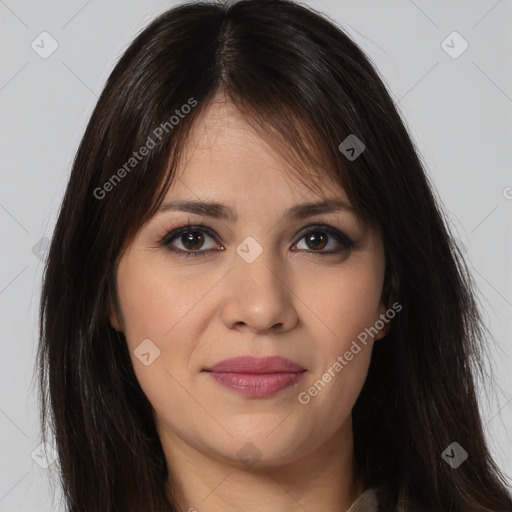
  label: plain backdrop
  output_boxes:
[0,1,511,510]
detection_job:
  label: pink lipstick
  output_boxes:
[203,355,306,398]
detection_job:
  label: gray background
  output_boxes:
[1,0,511,510]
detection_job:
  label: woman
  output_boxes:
[37,1,512,511]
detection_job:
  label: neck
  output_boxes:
[161,417,364,512]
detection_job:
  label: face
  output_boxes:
[110,98,389,470]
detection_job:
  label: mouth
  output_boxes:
[202,355,307,398]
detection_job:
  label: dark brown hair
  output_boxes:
[37,1,512,511]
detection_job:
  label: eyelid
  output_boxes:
[156,220,356,256]
[157,219,216,246]
[292,223,354,247]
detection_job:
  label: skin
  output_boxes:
[110,97,389,512]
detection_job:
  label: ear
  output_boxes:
[109,307,122,332]
[375,303,391,340]
[107,289,123,332]
[374,269,397,340]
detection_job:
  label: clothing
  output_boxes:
[345,487,379,512]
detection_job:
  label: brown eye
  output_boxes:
[304,231,328,251]
[293,225,354,253]
[180,231,206,251]
[158,223,354,258]
[159,225,220,257]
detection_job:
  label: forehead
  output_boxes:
[170,98,350,206]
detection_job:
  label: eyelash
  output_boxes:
[156,219,355,258]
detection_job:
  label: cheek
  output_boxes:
[115,256,203,400]
[294,260,382,419]
[116,253,205,345]
[300,257,384,351]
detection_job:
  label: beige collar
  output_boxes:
[345,487,379,512]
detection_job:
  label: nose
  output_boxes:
[220,243,298,335]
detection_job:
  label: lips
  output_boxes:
[203,355,306,398]
[204,355,305,373]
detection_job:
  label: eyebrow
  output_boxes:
[157,198,355,222]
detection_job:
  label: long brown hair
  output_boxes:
[37,1,512,510]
